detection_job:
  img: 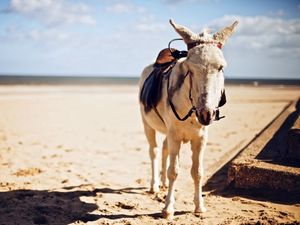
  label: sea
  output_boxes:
[0,75,299,86]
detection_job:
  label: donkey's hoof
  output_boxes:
[149,186,159,194]
[194,206,207,215]
[160,185,168,191]
[162,209,174,220]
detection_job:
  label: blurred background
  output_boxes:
[0,0,299,79]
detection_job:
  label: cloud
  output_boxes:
[105,2,145,14]
[207,15,300,56]
[105,2,132,14]
[8,0,96,26]
[161,0,219,5]
[6,27,70,43]
[161,0,195,4]
[134,15,167,32]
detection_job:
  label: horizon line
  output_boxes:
[0,74,299,80]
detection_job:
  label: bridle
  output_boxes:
[166,38,225,123]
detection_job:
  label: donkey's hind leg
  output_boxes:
[161,137,168,190]
[143,120,159,193]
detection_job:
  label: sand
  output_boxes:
[0,84,299,225]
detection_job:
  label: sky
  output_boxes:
[0,0,299,78]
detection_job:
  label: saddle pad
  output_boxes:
[140,66,166,113]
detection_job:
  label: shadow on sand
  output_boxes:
[0,189,100,225]
[0,186,190,224]
[256,99,300,167]
[62,185,147,195]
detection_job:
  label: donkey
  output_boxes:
[139,19,238,219]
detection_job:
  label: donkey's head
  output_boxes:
[170,19,238,126]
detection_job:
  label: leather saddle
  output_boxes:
[140,48,178,112]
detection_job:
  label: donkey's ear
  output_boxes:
[213,21,238,45]
[169,19,199,44]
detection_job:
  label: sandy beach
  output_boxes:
[0,84,299,225]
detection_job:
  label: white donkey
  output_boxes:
[139,19,238,219]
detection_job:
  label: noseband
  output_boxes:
[167,38,225,123]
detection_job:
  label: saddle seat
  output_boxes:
[155,48,177,65]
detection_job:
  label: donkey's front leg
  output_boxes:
[162,135,181,219]
[191,128,208,214]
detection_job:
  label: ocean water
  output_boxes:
[0,75,139,85]
[0,75,299,86]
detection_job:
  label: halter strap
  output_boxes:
[167,70,196,121]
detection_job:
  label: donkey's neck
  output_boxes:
[169,60,195,116]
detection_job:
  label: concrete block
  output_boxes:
[228,100,300,192]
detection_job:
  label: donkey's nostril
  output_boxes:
[198,109,212,126]
[202,111,209,122]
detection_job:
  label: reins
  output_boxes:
[168,38,188,60]
[166,38,197,121]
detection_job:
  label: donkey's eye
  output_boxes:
[218,65,223,72]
